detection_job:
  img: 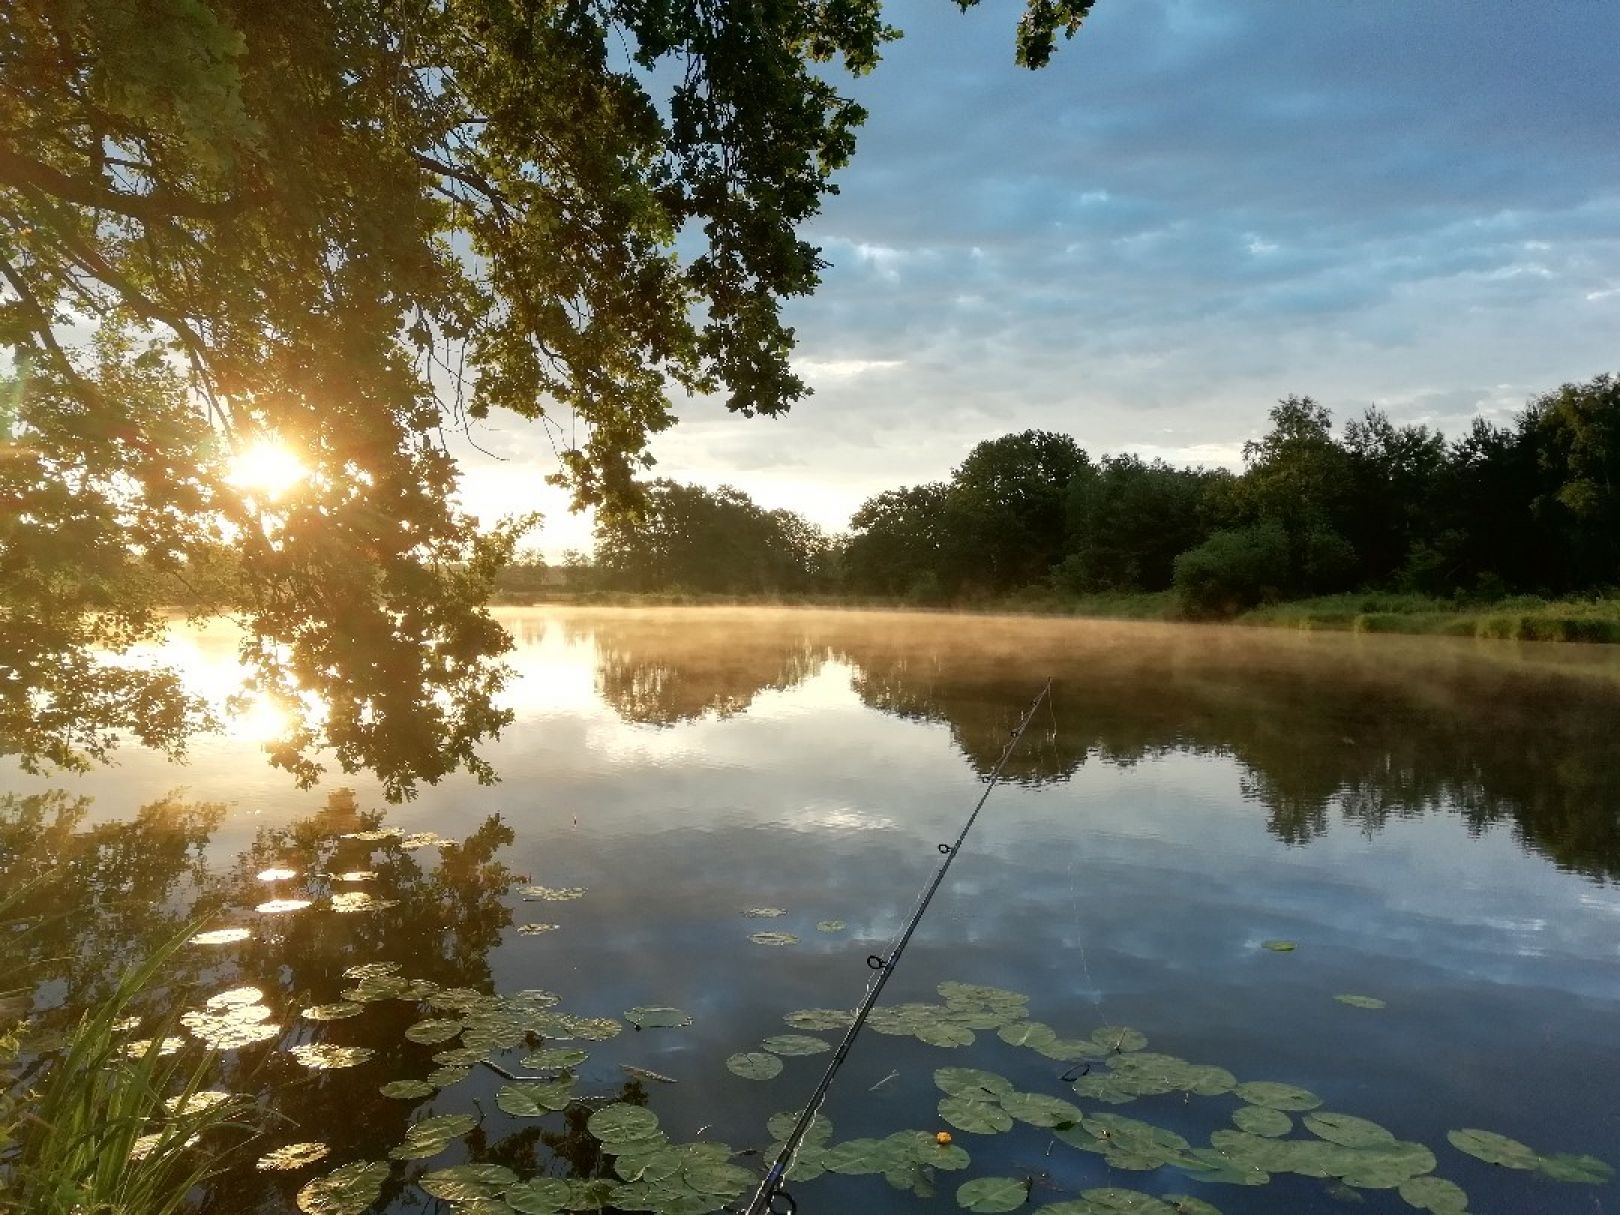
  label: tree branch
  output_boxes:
[0,142,257,225]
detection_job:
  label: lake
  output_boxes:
[4,606,1619,1215]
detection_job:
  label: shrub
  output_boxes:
[1173,523,1290,617]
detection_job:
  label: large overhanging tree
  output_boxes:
[0,0,1093,798]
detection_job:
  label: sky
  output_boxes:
[450,0,1620,559]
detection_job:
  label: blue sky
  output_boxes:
[455,0,1620,557]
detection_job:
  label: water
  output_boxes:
[4,607,1619,1214]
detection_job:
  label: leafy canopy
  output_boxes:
[0,0,1095,793]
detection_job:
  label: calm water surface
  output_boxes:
[5,607,1619,1214]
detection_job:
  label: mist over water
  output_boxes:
[4,607,1618,1213]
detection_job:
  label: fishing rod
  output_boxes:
[743,678,1055,1215]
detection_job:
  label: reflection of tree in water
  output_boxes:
[578,611,828,726]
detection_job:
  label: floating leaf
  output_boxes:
[749,932,799,946]
[399,832,453,850]
[726,1052,783,1080]
[523,1046,590,1070]
[390,1113,477,1160]
[1261,940,1295,952]
[816,920,846,932]
[517,923,561,935]
[331,891,398,913]
[743,907,787,918]
[291,1044,374,1070]
[119,1036,184,1059]
[1181,1147,1270,1186]
[625,1006,692,1029]
[180,1006,280,1050]
[404,1018,464,1044]
[622,1064,676,1084]
[1334,994,1386,1009]
[426,1064,470,1087]
[761,1034,831,1057]
[433,1047,484,1066]
[999,1091,1084,1129]
[522,885,586,901]
[380,1079,434,1099]
[562,1015,624,1041]
[1397,1175,1469,1213]
[1232,1106,1291,1138]
[939,1095,1013,1134]
[256,1142,329,1171]
[996,1021,1057,1050]
[1089,1025,1148,1053]
[935,1068,1014,1100]
[588,1104,661,1147]
[419,1163,518,1201]
[190,928,251,946]
[1074,1190,1176,1213]
[1536,1152,1614,1183]
[257,899,313,914]
[334,870,376,882]
[1164,1197,1222,1215]
[258,868,298,882]
[504,1177,574,1214]
[1234,1081,1322,1111]
[207,987,264,1009]
[916,1021,976,1048]
[342,962,400,980]
[784,1008,855,1031]
[302,1003,363,1022]
[296,1161,389,1215]
[1446,1128,1538,1170]
[1305,1112,1397,1150]
[768,1111,834,1144]
[497,1079,575,1116]
[957,1176,1027,1212]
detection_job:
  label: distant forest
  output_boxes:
[539,371,1618,615]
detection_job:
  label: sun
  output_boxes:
[228,439,308,501]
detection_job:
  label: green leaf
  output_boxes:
[588,1104,661,1147]
[505,1177,574,1214]
[783,1008,854,1031]
[1076,1190,1175,1213]
[939,1095,1014,1134]
[815,920,846,932]
[496,1079,575,1116]
[822,1138,890,1175]
[725,1052,783,1080]
[956,1176,1028,1212]
[767,1110,833,1143]
[624,1006,692,1029]
[749,931,799,946]
[1089,1025,1147,1053]
[1334,994,1386,1009]
[1164,1197,1222,1215]
[743,907,787,918]
[521,1046,589,1070]
[419,1163,518,1201]
[389,1113,477,1161]
[1231,1106,1291,1138]
[996,1021,1057,1050]
[1304,1112,1396,1150]
[916,1021,976,1048]
[379,1079,434,1099]
[302,1003,364,1021]
[1397,1175,1470,1213]
[998,1091,1084,1128]
[1261,940,1295,952]
[1233,1081,1322,1111]
[935,1068,1014,1100]
[1445,1128,1538,1170]
[760,1034,830,1056]
[404,1017,464,1044]
[1534,1152,1613,1183]
[256,1142,331,1172]
[296,1161,389,1215]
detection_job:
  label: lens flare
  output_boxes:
[228,440,307,501]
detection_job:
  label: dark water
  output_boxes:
[4,607,1619,1214]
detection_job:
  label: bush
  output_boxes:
[1172,524,1290,617]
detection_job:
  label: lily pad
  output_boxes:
[1164,1197,1222,1215]
[190,928,251,946]
[523,1046,590,1070]
[1446,1128,1538,1170]
[1089,1025,1148,1053]
[816,920,846,932]
[523,885,586,901]
[935,1067,1014,1100]
[257,898,313,914]
[1075,1190,1176,1213]
[380,1079,435,1099]
[426,1064,470,1087]
[404,1017,464,1044]
[998,1090,1084,1128]
[497,1079,575,1115]
[1535,1152,1614,1183]
[1261,940,1296,952]
[997,1021,1058,1050]
[1397,1175,1470,1213]
[916,1021,976,1048]
[939,1095,1014,1134]
[1334,994,1386,1009]
[505,1178,575,1214]
[761,1034,831,1056]
[390,1112,477,1160]
[419,1163,519,1201]
[517,923,561,935]
[1305,1112,1396,1150]
[331,891,397,913]
[625,1006,692,1029]
[1232,1106,1291,1138]
[743,907,787,918]
[290,1044,374,1070]
[296,1161,389,1215]
[302,1003,364,1022]
[1234,1081,1322,1111]
[749,931,799,946]
[726,1052,784,1080]
[784,1008,855,1031]
[589,1103,662,1147]
[957,1176,1027,1212]
[256,1142,330,1171]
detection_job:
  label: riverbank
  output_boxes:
[492,588,1620,644]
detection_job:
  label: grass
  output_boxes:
[0,918,250,1215]
[495,587,1620,644]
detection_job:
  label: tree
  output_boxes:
[1058,455,1225,592]
[943,429,1091,592]
[0,0,1097,792]
[843,482,953,598]
[1339,408,1446,587]
[1527,372,1620,590]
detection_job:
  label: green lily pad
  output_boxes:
[999,1091,1084,1128]
[1261,940,1296,952]
[522,1046,590,1070]
[504,1177,574,1214]
[1089,1025,1148,1053]
[390,1112,477,1160]
[743,907,787,918]
[761,1034,831,1056]
[784,1008,855,1031]
[562,1015,624,1041]
[380,1079,435,1099]
[432,1047,485,1066]
[997,1021,1058,1050]
[957,1177,1028,1212]
[939,1095,1014,1134]
[1182,1147,1270,1186]
[1075,1190,1175,1213]
[916,1021,976,1048]
[1164,1197,1222,1215]
[1305,1112,1396,1150]
[823,1138,891,1175]
[935,1067,1014,1100]
[497,1079,575,1116]
[625,1006,692,1029]
[404,1017,464,1044]
[1446,1128,1538,1170]
[749,932,800,946]
[816,920,846,932]
[517,922,561,935]
[302,1003,363,1022]
[290,1044,374,1070]
[296,1161,389,1215]
[522,885,586,901]
[1334,994,1386,1009]
[1232,1106,1291,1138]
[589,1104,662,1147]
[726,1051,784,1080]
[1234,1081,1322,1111]
[256,1142,331,1171]
[1535,1152,1614,1183]
[426,1064,470,1087]
[419,1163,518,1201]
[1397,1175,1470,1213]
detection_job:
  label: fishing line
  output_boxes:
[742,679,1054,1215]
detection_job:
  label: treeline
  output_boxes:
[582,372,1618,614]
